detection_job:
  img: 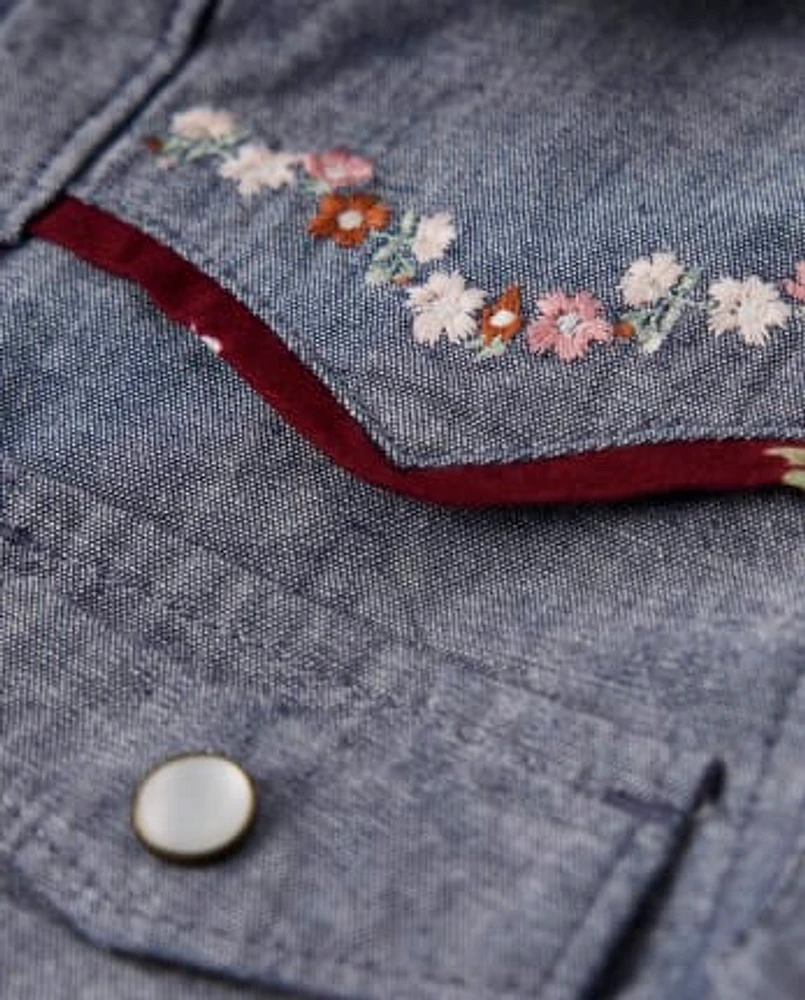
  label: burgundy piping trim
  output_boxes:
[29,196,798,507]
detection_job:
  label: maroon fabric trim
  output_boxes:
[29,196,799,507]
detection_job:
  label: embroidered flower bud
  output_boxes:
[481,285,523,345]
[303,149,374,188]
[171,107,239,141]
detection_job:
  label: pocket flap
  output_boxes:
[27,0,805,506]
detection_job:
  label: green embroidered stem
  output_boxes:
[626,269,701,354]
[366,212,419,285]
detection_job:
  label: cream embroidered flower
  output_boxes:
[620,252,685,307]
[708,276,791,346]
[411,212,457,264]
[218,144,300,195]
[171,107,238,141]
[408,272,486,346]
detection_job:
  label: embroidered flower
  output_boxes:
[218,144,300,195]
[408,271,486,346]
[783,262,805,302]
[309,192,392,248]
[411,212,457,264]
[528,291,613,362]
[481,285,522,345]
[171,107,239,141]
[620,252,685,307]
[303,149,374,188]
[617,255,700,354]
[708,276,791,346]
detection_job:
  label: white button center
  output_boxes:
[557,313,581,336]
[132,753,256,862]
[337,209,364,231]
[489,309,517,329]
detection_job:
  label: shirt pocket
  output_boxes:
[26,0,805,508]
[0,465,722,1000]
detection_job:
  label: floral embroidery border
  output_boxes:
[147,105,805,365]
[149,107,805,365]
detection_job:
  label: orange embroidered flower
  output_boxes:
[481,285,523,345]
[308,193,392,248]
[613,321,636,339]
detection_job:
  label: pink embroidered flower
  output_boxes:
[783,262,805,302]
[411,212,456,263]
[218,144,300,195]
[708,276,790,346]
[527,291,613,362]
[408,271,486,346]
[171,107,238,141]
[303,149,374,188]
[620,252,685,307]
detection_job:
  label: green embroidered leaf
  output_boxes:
[397,256,416,279]
[299,176,331,197]
[370,243,395,263]
[366,265,392,286]
[400,210,418,238]
[160,132,250,165]
[466,336,508,361]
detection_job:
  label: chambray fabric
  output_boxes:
[4,2,805,1000]
[0,0,212,243]
[1,238,805,1000]
[64,0,805,468]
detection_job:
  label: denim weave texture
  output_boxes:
[3,2,805,1000]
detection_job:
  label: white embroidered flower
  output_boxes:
[408,271,486,346]
[218,144,300,196]
[171,107,238,141]
[411,212,457,264]
[708,276,791,346]
[620,252,685,307]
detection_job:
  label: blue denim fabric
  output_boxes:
[4,3,805,1000]
[0,0,211,243]
[67,0,805,468]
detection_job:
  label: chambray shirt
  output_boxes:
[4,2,805,998]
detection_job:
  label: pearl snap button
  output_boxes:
[131,752,257,863]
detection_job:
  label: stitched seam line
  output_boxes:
[666,653,805,994]
[0,0,197,201]
[0,542,677,835]
[538,720,687,995]
[11,815,648,1000]
[0,453,686,747]
[537,823,640,996]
